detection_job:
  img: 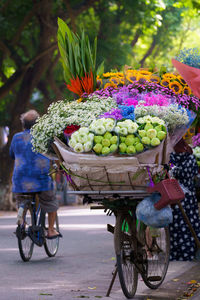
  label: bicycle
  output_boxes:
[15,194,60,262]
[84,191,170,299]
[113,205,170,299]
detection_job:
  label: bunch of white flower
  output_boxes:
[89,118,115,135]
[31,96,117,153]
[69,127,94,153]
[114,119,139,135]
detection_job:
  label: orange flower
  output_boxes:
[67,76,84,96]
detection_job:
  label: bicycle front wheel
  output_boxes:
[43,213,59,257]
[114,213,138,299]
[17,207,34,262]
[142,226,170,289]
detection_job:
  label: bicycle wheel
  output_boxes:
[114,213,138,299]
[142,226,170,289]
[43,213,59,257]
[17,207,34,262]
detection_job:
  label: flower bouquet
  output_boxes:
[30,20,200,191]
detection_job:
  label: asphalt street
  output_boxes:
[0,205,200,300]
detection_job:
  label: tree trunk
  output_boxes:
[0,0,56,210]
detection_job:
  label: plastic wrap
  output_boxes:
[53,135,172,191]
[136,192,173,228]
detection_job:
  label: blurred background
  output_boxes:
[0,0,200,209]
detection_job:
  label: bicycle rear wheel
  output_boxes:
[114,213,138,299]
[17,207,34,262]
[142,226,170,289]
[43,213,59,257]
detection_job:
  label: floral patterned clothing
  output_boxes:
[169,152,200,261]
[9,130,53,193]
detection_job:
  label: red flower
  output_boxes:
[64,124,80,136]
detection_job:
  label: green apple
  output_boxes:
[154,125,162,133]
[94,135,103,144]
[138,130,146,138]
[144,123,153,131]
[110,144,118,152]
[110,135,118,144]
[134,137,140,144]
[147,129,157,139]
[93,143,102,154]
[151,137,160,146]
[135,143,144,152]
[104,132,112,140]
[126,145,136,154]
[125,137,135,146]
[102,138,110,147]
[120,136,126,143]
[126,134,135,139]
[119,143,127,153]
[141,137,151,145]
[157,130,166,140]
[102,146,110,155]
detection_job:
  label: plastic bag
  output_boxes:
[136,192,173,228]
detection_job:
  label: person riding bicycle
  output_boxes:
[9,110,60,239]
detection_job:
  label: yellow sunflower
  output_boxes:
[182,86,192,96]
[109,77,121,85]
[160,79,170,87]
[149,75,160,84]
[115,72,124,77]
[126,74,137,83]
[162,73,177,80]
[138,70,152,76]
[169,81,183,94]
[104,82,117,89]
[177,75,187,85]
[136,74,150,84]
[103,72,114,78]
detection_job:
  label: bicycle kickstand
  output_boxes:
[106,266,118,297]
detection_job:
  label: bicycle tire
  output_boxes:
[141,226,170,289]
[114,213,138,299]
[43,213,59,257]
[17,207,34,262]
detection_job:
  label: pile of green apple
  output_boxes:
[93,131,118,155]
[119,134,144,154]
[138,122,167,147]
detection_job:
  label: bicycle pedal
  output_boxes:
[147,276,162,281]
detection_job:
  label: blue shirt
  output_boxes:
[9,130,53,193]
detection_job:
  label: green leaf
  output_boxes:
[97,61,104,76]
[57,17,73,43]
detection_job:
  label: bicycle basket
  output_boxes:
[148,178,185,210]
[28,225,44,247]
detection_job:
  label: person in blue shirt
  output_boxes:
[10,110,60,238]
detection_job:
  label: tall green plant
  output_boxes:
[57,17,103,95]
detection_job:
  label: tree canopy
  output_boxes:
[0,0,200,207]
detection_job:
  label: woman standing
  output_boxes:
[169,138,200,261]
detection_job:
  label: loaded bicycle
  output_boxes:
[52,138,200,299]
[15,193,60,262]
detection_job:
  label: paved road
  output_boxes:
[0,206,200,300]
